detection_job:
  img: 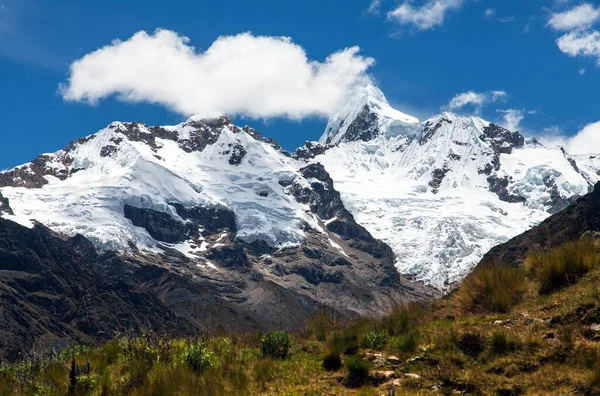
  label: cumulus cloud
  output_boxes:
[387,0,465,31]
[60,30,375,120]
[497,109,525,131]
[538,121,600,155]
[547,3,600,31]
[445,90,507,112]
[556,29,600,64]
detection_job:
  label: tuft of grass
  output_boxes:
[378,303,423,336]
[526,237,597,294]
[456,263,526,313]
[456,332,485,358]
[260,331,291,359]
[489,331,517,355]
[390,333,418,353]
[344,356,370,386]
[322,351,342,371]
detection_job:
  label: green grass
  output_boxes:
[526,237,598,294]
[456,263,526,313]
[2,239,600,395]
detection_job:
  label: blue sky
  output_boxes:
[1,0,599,169]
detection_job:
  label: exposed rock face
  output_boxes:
[293,141,331,160]
[0,218,196,362]
[123,205,198,244]
[479,182,600,267]
[480,123,525,154]
[170,202,237,234]
[0,192,12,215]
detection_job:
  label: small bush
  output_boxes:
[456,264,526,313]
[456,332,485,357]
[322,351,342,371]
[183,341,214,373]
[362,331,389,350]
[390,333,418,353]
[260,331,291,359]
[526,238,597,294]
[489,332,517,355]
[345,356,370,386]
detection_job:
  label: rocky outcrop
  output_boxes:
[170,202,237,233]
[0,192,12,215]
[123,205,198,243]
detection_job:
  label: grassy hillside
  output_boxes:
[2,237,600,395]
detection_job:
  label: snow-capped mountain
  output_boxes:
[299,86,599,289]
[0,115,433,327]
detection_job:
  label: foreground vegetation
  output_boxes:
[2,237,600,395]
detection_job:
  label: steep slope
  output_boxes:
[479,182,600,267]
[0,218,197,361]
[0,116,434,332]
[301,86,598,289]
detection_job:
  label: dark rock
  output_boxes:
[0,192,13,215]
[206,245,251,269]
[421,115,452,144]
[480,123,525,154]
[123,205,197,243]
[293,141,331,160]
[170,202,237,234]
[429,165,450,194]
[487,175,526,204]
[100,145,118,158]
[228,142,247,165]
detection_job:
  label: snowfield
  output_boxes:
[312,86,598,289]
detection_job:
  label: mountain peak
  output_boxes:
[319,85,420,145]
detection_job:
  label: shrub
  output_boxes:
[362,331,389,350]
[322,351,342,371]
[390,333,418,353]
[344,356,370,386]
[456,332,485,357]
[489,332,517,355]
[183,341,214,373]
[456,264,526,313]
[260,331,291,359]
[526,238,597,294]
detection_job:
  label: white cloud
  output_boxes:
[388,0,464,31]
[484,8,496,19]
[60,30,375,120]
[538,122,600,155]
[556,29,600,64]
[367,0,382,15]
[497,109,525,131]
[579,67,587,75]
[445,90,507,111]
[548,3,600,31]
